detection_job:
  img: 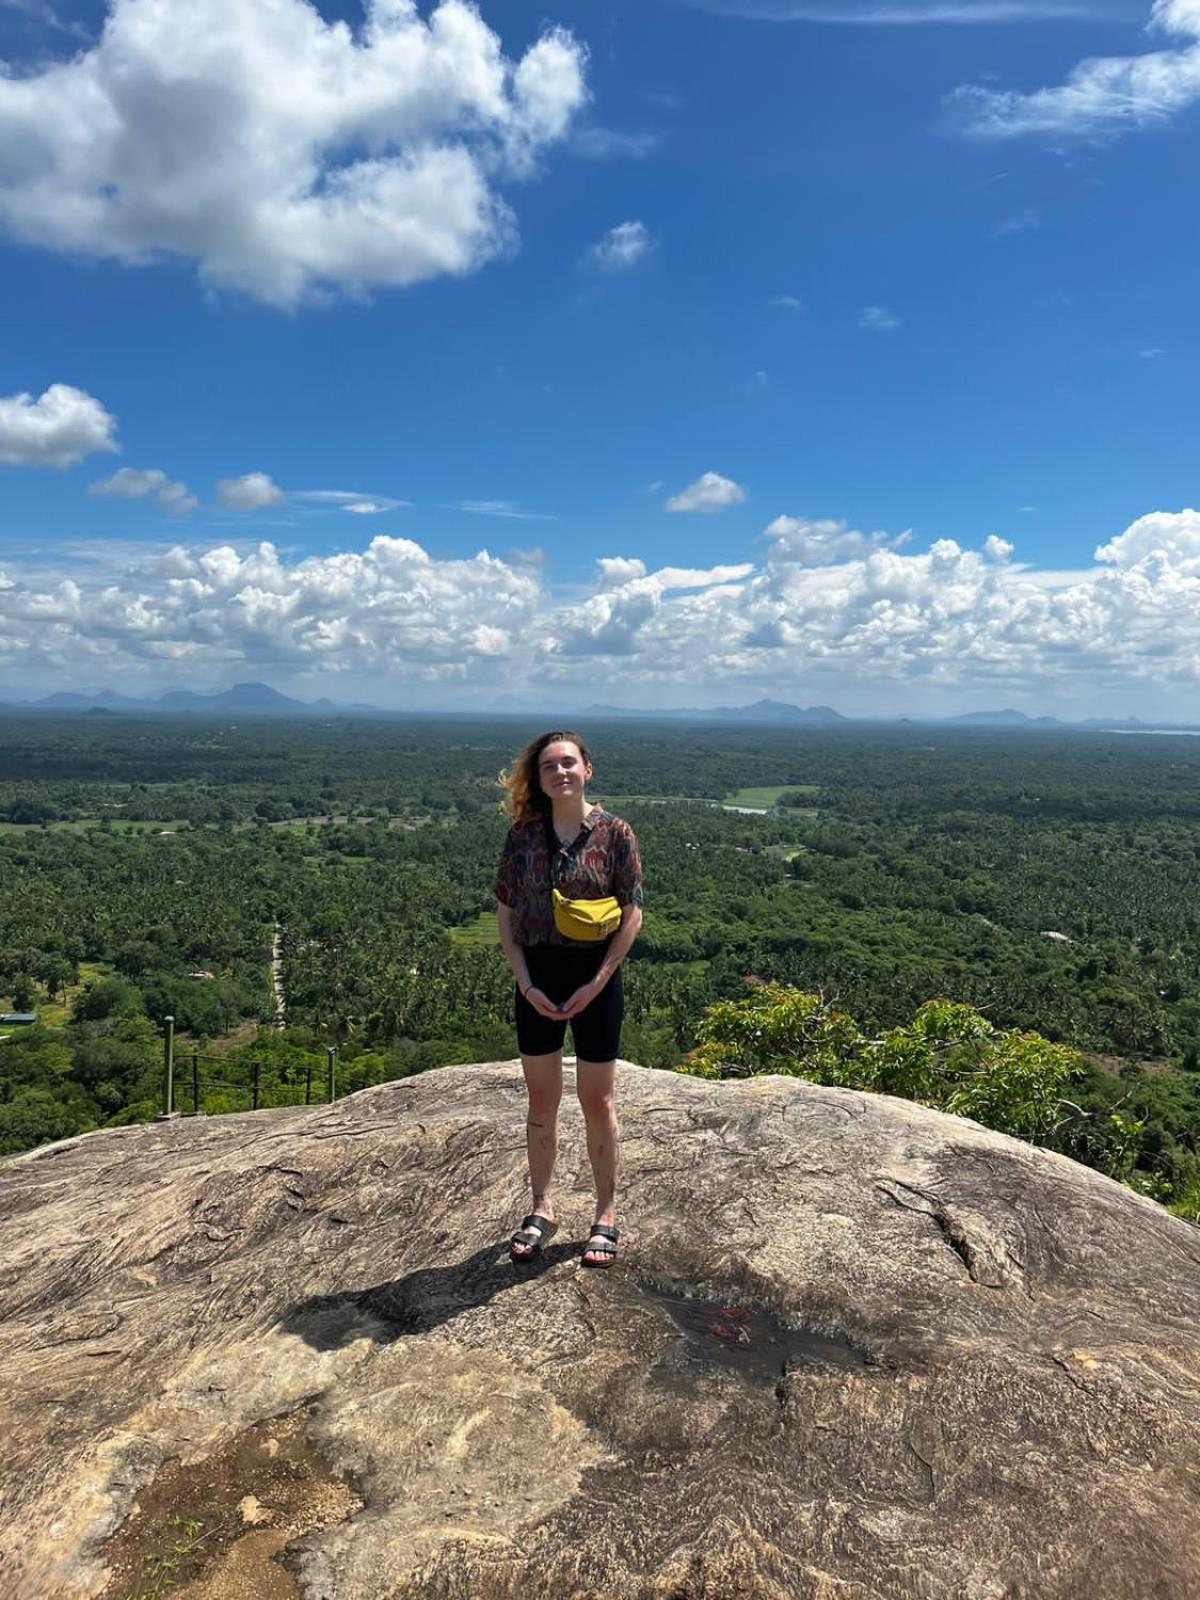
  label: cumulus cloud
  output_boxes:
[0,0,588,307]
[0,384,118,468]
[666,472,747,514]
[91,467,197,517]
[1095,508,1200,571]
[949,0,1200,139]
[764,515,908,565]
[217,473,286,511]
[595,557,647,588]
[8,509,1200,710]
[586,220,655,271]
[0,534,543,683]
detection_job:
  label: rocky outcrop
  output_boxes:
[2,1062,1200,1600]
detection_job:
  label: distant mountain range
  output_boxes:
[0,683,1187,730]
[583,698,849,725]
[0,682,377,716]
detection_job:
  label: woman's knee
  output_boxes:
[576,1066,617,1122]
[522,1052,563,1119]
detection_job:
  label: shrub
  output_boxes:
[679,984,1081,1145]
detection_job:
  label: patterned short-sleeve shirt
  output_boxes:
[494,806,643,947]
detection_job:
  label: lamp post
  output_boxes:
[155,1015,179,1120]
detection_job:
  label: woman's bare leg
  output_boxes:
[576,1059,618,1261]
[513,1050,563,1257]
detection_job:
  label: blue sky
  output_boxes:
[1,0,1198,714]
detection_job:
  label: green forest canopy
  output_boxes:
[2,712,1199,1217]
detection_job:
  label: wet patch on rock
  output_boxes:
[636,1278,872,1386]
[99,1408,360,1600]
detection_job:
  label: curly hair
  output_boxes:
[499,730,592,826]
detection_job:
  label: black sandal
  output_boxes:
[581,1224,618,1268]
[509,1213,558,1262]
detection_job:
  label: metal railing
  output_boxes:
[159,1015,337,1117]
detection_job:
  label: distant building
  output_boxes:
[0,1013,37,1025]
[189,970,216,981]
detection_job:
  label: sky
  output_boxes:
[0,0,1198,717]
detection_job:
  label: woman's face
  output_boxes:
[537,740,591,803]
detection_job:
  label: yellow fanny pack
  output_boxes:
[546,815,623,942]
[551,886,622,942]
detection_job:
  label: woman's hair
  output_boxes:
[499,730,592,826]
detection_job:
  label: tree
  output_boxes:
[679,984,1081,1146]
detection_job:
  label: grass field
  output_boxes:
[1,959,111,1030]
[447,911,499,949]
[766,843,807,861]
[723,785,819,808]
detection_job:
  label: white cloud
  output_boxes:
[450,499,553,520]
[764,515,908,565]
[1140,346,1166,359]
[91,466,197,517]
[656,564,755,588]
[0,0,588,308]
[596,557,647,589]
[769,293,804,310]
[859,304,902,332]
[666,472,747,514]
[9,507,1200,714]
[0,534,543,683]
[572,127,659,159]
[1095,508,1200,572]
[217,473,286,511]
[949,0,1200,139]
[291,489,409,512]
[586,220,655,271]
[0,384,118,468]
[675,0,1100,18]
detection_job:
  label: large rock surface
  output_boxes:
[3,1062,1200,1600]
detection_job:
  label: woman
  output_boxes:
[495,730,643,1268]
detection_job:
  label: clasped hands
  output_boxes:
[525,976,606,1021]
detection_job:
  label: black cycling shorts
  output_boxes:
[515,942,623,1062]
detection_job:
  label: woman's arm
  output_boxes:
[597,903,642,986]
[558,903,642,1019]
[496,903,532,994]
[497,903,561,1019]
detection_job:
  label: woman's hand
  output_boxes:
[559,974,607,1019]
[525,986,565,1020]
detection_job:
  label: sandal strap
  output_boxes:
[515,1214,554,1239]
[587,1224,618,1243]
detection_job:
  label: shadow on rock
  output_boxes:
[281,1238,578,1350]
